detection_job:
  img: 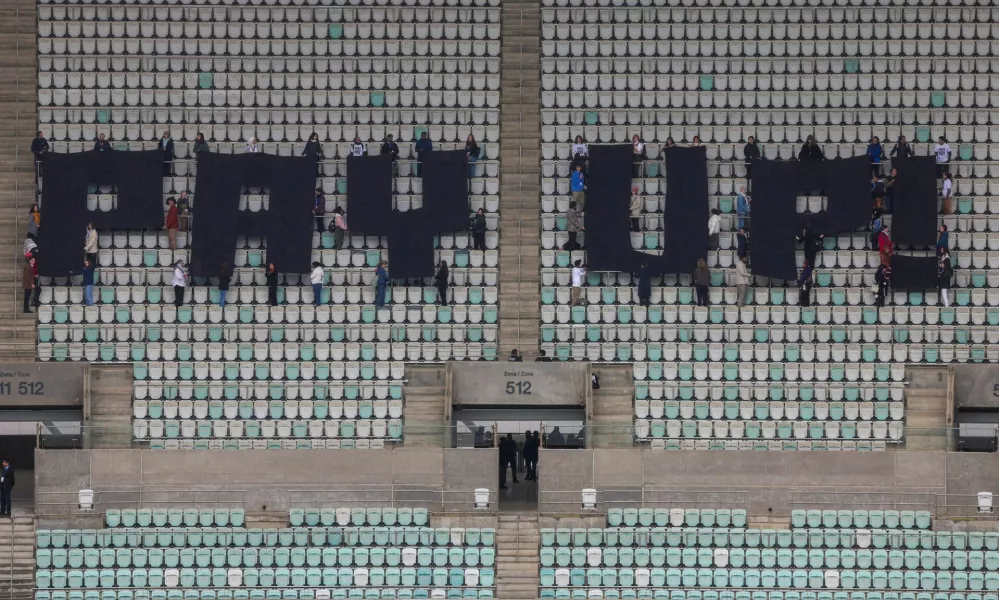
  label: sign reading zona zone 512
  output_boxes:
[0,363,85,407]
[450,362,589,406]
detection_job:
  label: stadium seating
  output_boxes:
[538,508,998,599]
[34,0,505,448]
[539,2,999,450]
[34,509,497,599]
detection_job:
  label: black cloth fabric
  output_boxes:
[39,150,164,276]
[348,150,468,279]
[891,255,939,289]
[891,156,938,246]
[187,152,318,277]
[586,145,709,275]
[751,156,871,281]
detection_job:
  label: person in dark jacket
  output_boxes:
[0,459,14,517]
[94,133,112,152]
[176,190,192,232]
[874,263,891,308]
[313,188,326,233]
[159,130,175,176]
[218,263,231,308]
[192,132,210,154]
[465,134,480,177]
[380,134,399,175]
[22,258,37,314]
[889,135,914,161]
[884,167,898,213]
[565,202,583,251]
[329,207,347,249]
[375,261,390,308]
[470,208,486,251]
[736,227,749,259]
[866,135,885,176]
[636,260,652,307]
[303,132,324,159]
[936,225,949,254]
[31,131,49,179]
[434,260,449,306]
[499,433,519,488]
[414,131,432,177]
[265,263,279,306]
[796,225,825,267]
[798,262,814,307]
[82,258,96,306]
[938,249,953,307]
[523,431,539,481]
[743,136,761,181]
[798,135,823,161]
[694,259,710,307]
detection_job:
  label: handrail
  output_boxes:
[40,3,502,14]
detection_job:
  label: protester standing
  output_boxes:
[22,258,36,314]
[350,136,365,157]
[310,262,324,306]
[798,262,814,307]
[938,250,953,307]
[934,136,951,178]
[465,135,481,177]
[734,256,751,307]
[0,460,14,517]
[265,263,279,306]
[565,202,583,251]
[629,187,642,232]
[31,131,49,180]
[27,204,40,240]
[375,261,390,308]
[571,260,586,307]
[636,260,652,307]
[941,172,954,215]
[874,262,891,308]
[85,222,98,264]
[571,135,588,173]
[798,135,824,160]
[866,135,885,176]
[82,259,96,306]
[434,260,449,306]
[470,208,486,251]
[737,228,749,259]
[631,134,647,177]
[330,207,347,249]
[313,188,327,233]
[736,186,751,229]
[172,260,187,308]
[694,259,710,307]
[707,209,722,251]
[415,132,432,177]
[743,136,760,181]
[159,130,175,176]
[936,225,949,253]
[165,198,179,251]
[192,132,210,154]
[570,164,586,211]
[890,135,914,160]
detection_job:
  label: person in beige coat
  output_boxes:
[84,222,98,264]
[734,256,751,307]
[629,187,642,232]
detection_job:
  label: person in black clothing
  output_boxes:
[434,260,449,306]
[94,133,112,152]
[874,263,891,308]
[313,188,326,233]
[884,168,898,213]
[380,134,399,175]
[414,131,432,177]
[159,130,175,176]
[507,349,523,362]
[636,260,652,307]
[499,434,519,488]
[218,263,231,308]
[535,350,552,362]
[193,132,210,154]
[743,135,760,181]
[303,132,324,159]
[798,262,814,307]
[470,208,486,251]
[798,135,823,161]
[796,225,825,267]
[523,431,539,481]
[889,135,914,160]
[736,227,749,259]
[265,263,279,306]
[31,131,49,179]
[0,460,13,517]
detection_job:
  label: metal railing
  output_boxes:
[36,422,498,450]
[286,486,495,513]
[789,492,998,520]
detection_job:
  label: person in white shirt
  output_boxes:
[350,136,365,157]
[172,260,187,308]
[310,261,325,306]
[933,136,951,178]
[632,134,646,177]
[941,172,954,215]
[570,260,586,307]
[245,137,260,153]
[707,208,722,250]
[571,135,588,173]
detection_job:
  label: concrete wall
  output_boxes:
[538,449,999,517]
[35,448,497,520]
[953,365,999,409]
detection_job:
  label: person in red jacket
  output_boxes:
[165,197,179,251]
[877,227,893,266]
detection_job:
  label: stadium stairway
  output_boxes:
[87,364,135,449]
[496,513,540,600]
[903,366,950,451]
[590,365,636,448]
[0,0,40,359]
[0,511,35,600]
[498,0,542,358]
[401,364,449,448]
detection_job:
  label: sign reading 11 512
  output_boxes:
[0,381,45,395]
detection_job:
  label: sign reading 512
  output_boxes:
[0,381,45,395]
[0,364,84,407]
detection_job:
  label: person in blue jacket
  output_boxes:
[736,186,751,230]
[867,135,885,176]
[936,225,949,253]
[375,260,390,308]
